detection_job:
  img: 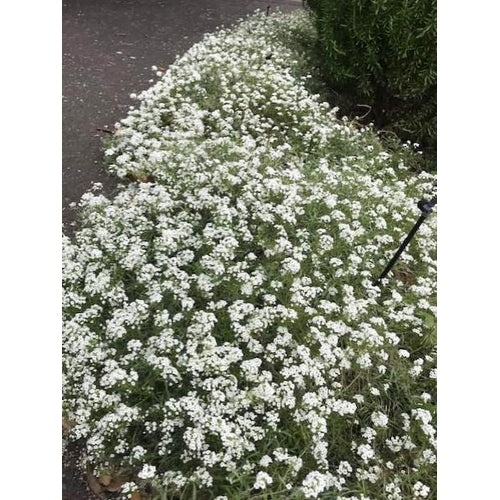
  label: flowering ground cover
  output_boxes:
[63,10,437,500]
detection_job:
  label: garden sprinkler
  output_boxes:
[374,195,437,285]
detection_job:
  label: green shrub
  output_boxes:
[305,0,437,148]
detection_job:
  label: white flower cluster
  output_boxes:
[63,9,436,499]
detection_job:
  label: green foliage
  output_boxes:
[305,0,437,148]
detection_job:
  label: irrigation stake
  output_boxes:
[374,196,437,286]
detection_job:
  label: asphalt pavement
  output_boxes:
[62,0,301,232]
[62,1,301,498]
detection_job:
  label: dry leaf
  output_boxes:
[99,474,112,486]
[86,472,104,498]
[105,478,125,492]
[131,492,142,500]
[127,172,154,183]
[395,267,415,285]
[62,417,75,434]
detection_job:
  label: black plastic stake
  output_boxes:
[374,196,437,285]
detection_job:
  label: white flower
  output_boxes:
[131,445,146,460]
[138,464,156,480]
[357,353,372,369]
[357,444,374,462]
[121,482,138,494]
[371,411,389,428]
[282,257,301,274]
[301,471,332,498]
[253,471,273,490]
[413,481,431,498]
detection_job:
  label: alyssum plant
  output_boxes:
[63,10,436,500]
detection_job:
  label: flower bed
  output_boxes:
[63,10,436,499]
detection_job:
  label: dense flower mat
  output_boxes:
[63,10,437,500]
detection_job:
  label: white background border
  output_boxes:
[2,0,500,496]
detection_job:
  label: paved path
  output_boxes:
[63,0,301,232]
[62,1,300,498]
